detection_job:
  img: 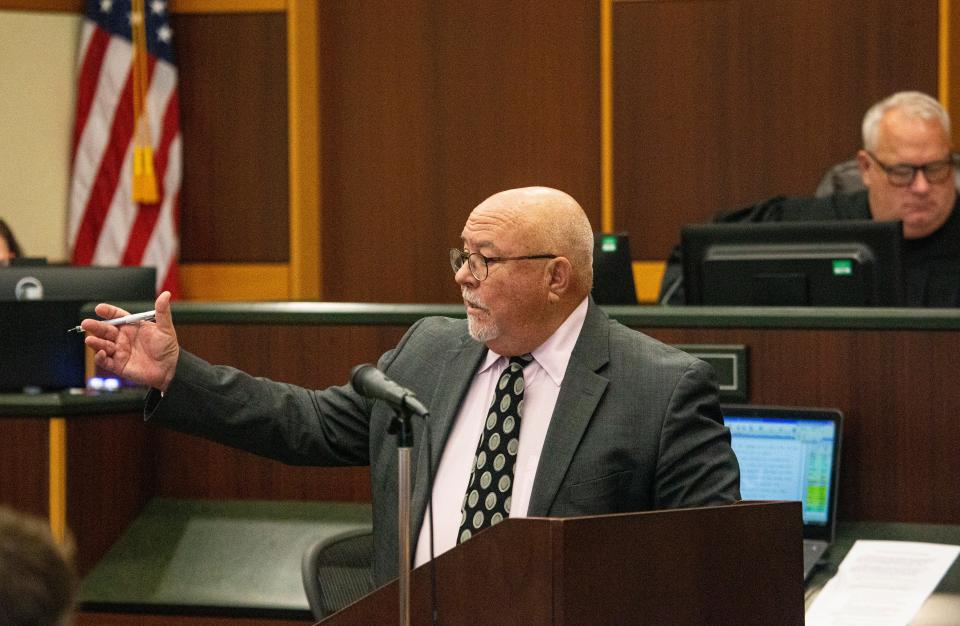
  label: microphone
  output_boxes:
[350,364,430,416]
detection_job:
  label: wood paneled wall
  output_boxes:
[147,324,405,501]
[611,0,940,260]
[0,419,49,518]
[317,1,602,303]
[0,1,950,299]
[168,0,942,299]
[67,414,155,574]
[175,13,290,264]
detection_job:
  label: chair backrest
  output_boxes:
[814,158,864,197]
[815,157,960,197]
[301,526,375,621]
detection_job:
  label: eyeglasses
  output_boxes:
[449,248,557,281]
[866,150,959,187]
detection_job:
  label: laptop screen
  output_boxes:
[722,405,843,541]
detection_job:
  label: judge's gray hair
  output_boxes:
[862,91,951,152]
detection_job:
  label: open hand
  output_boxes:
[81,290,180,392]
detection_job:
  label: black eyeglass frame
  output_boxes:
[865,150,959,187]
[449,248,557,281]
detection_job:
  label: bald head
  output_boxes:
[469,187,594,299]
[456,187,595,355]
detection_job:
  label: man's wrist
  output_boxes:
[157,346,180,395]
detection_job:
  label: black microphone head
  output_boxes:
[349,363,429,416]
[351,363,406,400]
[350,363,377,394]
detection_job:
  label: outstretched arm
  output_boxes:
[81,290,180,392]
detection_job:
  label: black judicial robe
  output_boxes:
[659,191,960,307]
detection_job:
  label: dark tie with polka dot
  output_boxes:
[458,353,533,544]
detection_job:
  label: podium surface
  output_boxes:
[325,501,804,625]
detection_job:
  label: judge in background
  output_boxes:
[659,91,960,306]
[81,186,740,585]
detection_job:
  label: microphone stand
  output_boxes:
[389,405,415,626]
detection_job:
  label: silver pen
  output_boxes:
[68,309,157,333]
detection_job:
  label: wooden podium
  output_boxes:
[322,501,804,624]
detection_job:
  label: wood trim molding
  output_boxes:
[600,0,614,233]
[942,0,960,148]
[286,0,322,299]
[170,0,285,14]
[939,0,949,111]
[48,417,67,542]
[179,263,291,301]
[0,0,284,12]
[0,0,80,10]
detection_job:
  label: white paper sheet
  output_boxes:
[806,540,960,626]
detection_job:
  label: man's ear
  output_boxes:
[856,149,872,186]
[545,257,572,299]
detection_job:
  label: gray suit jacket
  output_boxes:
[147,301,740,585]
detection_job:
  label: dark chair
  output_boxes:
[814,158,865,197]
[301,526,376,620]
[815,157,960,197]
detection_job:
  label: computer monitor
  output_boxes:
[681,220,904,306]
[0,301,90,392]
[591,232,638,305]
[8,257,48,266]
[0,265,155,301]
[0,266,156,392]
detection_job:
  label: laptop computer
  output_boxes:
[591,232,637,305]
[721,404,843,580]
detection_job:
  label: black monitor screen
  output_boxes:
[0,301,89,392]
[591,232,638,305]
[0,266,155,302]
[681,220,904,306]
[0,266,156,392]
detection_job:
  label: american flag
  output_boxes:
[68,0,181,296]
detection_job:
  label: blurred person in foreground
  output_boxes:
[0,506,76,626]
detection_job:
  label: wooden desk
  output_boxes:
[624,308,960,525]
[0,390,146,545]
[115,301,960,526]
[79,498,372,620]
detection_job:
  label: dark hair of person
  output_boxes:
[0,219,23,258]
[0,506,77,626]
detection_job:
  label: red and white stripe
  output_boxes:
[68,19,181,296]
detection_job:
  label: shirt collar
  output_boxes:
[479,296,589,385]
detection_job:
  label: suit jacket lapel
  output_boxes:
[409,335,487,552]
[527,301,610,516]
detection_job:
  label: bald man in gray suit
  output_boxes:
[82,187,740,586]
